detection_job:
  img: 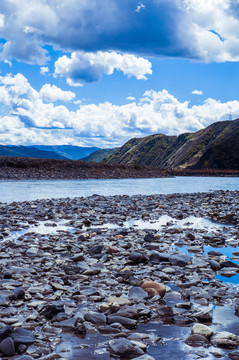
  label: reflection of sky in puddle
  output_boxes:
[97,215,231,231]
[124,215,230,230]
[9,221,74,241]
[217,273,239,284]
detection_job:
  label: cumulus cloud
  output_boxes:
[192,89,203,95]
[1,0,239,64]
[54,51,152,86]
[40,66,49,75]
[0,73,238,147]
[39,84,76,102]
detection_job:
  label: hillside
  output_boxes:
[82,148,118,162]
[0,145,67,160]
[33,145,100,160]
[104,119,239,170]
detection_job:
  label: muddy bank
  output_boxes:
[0,190,239,359]
[0,157,168,180]
[0,156,238,180]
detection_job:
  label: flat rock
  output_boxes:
[211,332,239,349]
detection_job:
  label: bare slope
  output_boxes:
[104,119,239,170]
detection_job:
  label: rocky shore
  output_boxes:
[0,156,238,180]
[0,157,169,180]
[0,190,239,359]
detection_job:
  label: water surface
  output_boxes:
[0,176,238,203]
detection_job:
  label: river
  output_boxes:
[0,176,238,203]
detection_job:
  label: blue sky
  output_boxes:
[0,0,239,147]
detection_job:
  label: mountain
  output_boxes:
[0,145,67,160]
[33,145,100,160]
[104,119,239,170]
[82,148,118,162]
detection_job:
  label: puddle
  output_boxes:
[7,221,75,242]
[56,333,111,360]
[88,215,231,232]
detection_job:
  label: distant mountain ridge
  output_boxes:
[82,148,118,162]
[0,145,67,160]
[32,145,100,160]
[104,119,239,170]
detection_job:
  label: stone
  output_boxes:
[13,287,25,299]
[40,301,64,319]
[133,356,156,360]
[0,325,13,342]
[229,351,239,360]
[185,334,209,347]
[129,251,143,263]
[15,356,34,360]
[129,286,148,300]
[0,295,10,306]
[211,332,239,349]
[170,253,191,267]
[144,234,156,242]
[115,306,138,319]
[141,281,166,297]
[84,312,107,324]
[11,328,35,347]
[109,338,144,358]
[0,337,15,356]
[191,324,213,338]
[149,252,170,263]
[108,315,137,329]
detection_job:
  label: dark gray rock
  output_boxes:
[40,301,64,319]
[185,334,209,347]
[144,234,156,242]
[84,312,107,324]
[108,315,137,329]
[11,328,35,347]
[115,306,139,319]
[0,325,13,343]
[109,338,144,358]
[149,252,170,263]
[229,351,239,360]
[170,253,191,267]
[0,337,15,356]
[13,287,25,299]
[129,286,148,300]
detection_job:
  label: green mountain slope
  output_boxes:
[82,148,118,162]
[0,145,67,160]
[104,119,239,170]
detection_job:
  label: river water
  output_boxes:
[0,176,238,203]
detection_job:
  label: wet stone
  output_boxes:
[109,338,144,358]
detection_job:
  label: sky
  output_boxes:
[0,0,239,148]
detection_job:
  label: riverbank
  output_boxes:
[0,157,168,180]
[0,156,238,180]
[0,190,239,359]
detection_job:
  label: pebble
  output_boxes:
[0,190,238,359]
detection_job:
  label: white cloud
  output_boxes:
[0,73,238,146]
[135,3,145,13]
[0,14,5,28]
[1,0,239,64]
[127,96,136,101]
[192,89,203,95]
[54,51,152,86]
[40,66,49,75]
[39,84,76,102]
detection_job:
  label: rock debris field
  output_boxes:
[0,190,239,360]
